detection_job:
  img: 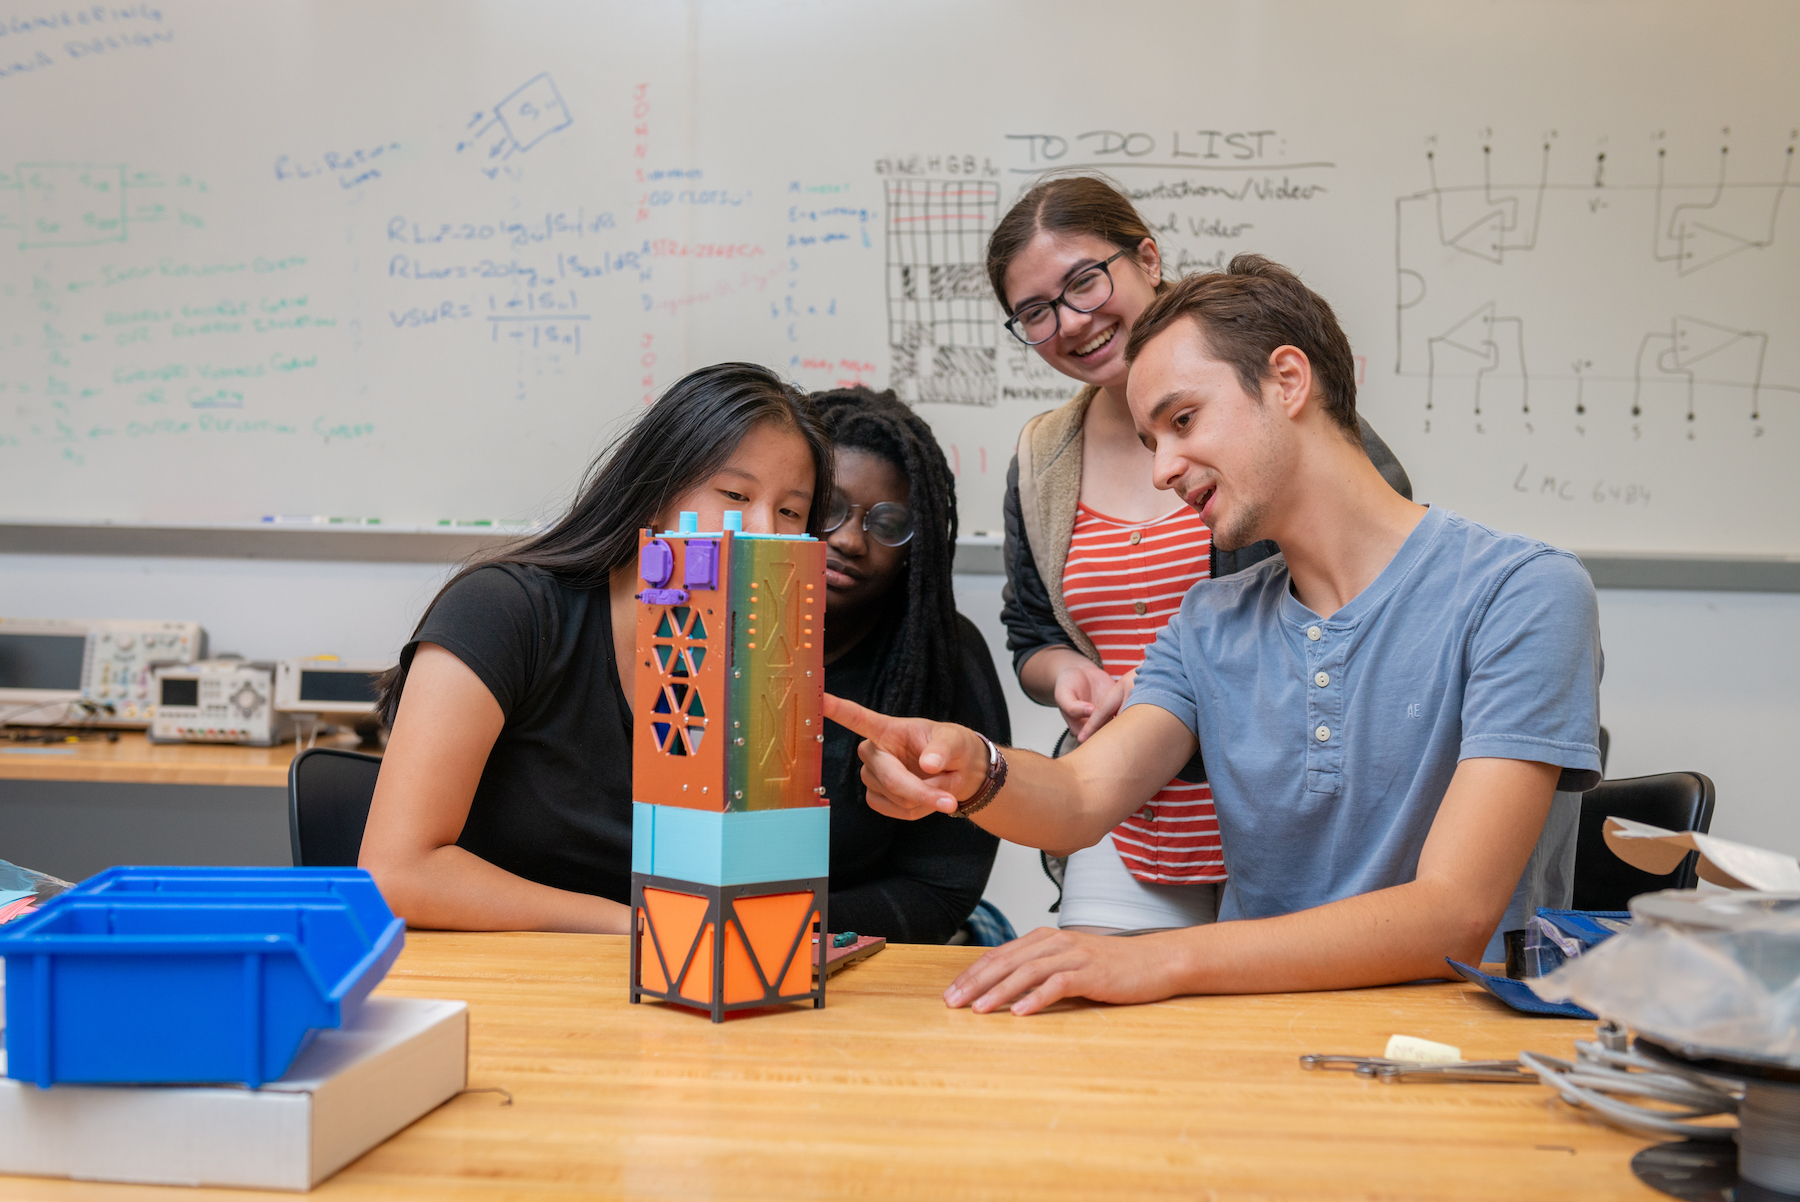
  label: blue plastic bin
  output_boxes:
[0,867,404,1088]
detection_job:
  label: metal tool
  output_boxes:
[1299,1053,1535,1083]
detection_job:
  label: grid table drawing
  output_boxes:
[885,179,1001,406]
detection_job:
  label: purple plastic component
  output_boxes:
[639,539,673,587]
[639,588,689,606]
[684,540,719,589]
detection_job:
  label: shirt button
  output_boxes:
[1315,671,1330,687]
[1307,626,1322,641]
[1315,725,1331,742]
[1129,530,1142,545]
[1133,600,1147,615]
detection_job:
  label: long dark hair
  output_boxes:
[812,386,961,722]
[378,362,833,724]
[985,173,1167,313]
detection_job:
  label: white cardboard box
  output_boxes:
[0,996,467,1191]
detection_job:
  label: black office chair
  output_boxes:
[1572,771,1716,911]
[288,747,383,867]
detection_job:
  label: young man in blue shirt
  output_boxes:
[828,254,1602,1014]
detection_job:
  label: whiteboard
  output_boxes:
[1,0,1795,556]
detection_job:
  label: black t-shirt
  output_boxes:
[402,564,635,902]
[821,613,1009,944]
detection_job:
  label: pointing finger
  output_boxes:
[823,693,895,741]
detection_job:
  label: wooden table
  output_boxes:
[0,934,1668,1200]
[0,731,344,788]
[0,732,371,880]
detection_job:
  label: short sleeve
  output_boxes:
[405,566,547,720]
[1459,550,1603,791]
[1122,606,1200,736]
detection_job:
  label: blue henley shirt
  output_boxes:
[1124,505,1603,939]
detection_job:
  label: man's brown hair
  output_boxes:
[1123,254,1358,437]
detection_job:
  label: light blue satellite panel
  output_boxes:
[631,802,829,886]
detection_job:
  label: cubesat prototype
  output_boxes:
[628,511,829,1021]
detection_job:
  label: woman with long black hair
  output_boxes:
[813,386,1010,944]
[361,363,831,933]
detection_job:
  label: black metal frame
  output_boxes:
[629,871,827,1023]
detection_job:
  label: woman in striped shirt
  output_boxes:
[991,176,1412,933]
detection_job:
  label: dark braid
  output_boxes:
[812,386,962,722]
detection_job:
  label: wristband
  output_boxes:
[954,733,1008,818]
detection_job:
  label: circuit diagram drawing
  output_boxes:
[1426,144,1549,265]
[884,179,1000,406]
[1426,302,1529,415]
[1634,316,1768,421]
[456,74,573,181]
[1395,135,1798,429]
[1653,146,1794,276]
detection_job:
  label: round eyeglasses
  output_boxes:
[823,497,914,547]
[1003,249,1133,346]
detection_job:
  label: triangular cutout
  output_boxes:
[654,644,675,672]
[644,888,709,996]
[734,892,816,996]
[687,646,706,673]
[767,635,793,667]
[680,922,714,1004]
[690,614,708,641]
[686,690,705,718]
[653,689,673,715]
[722,920,766,1003]
[673,605,691,632]
[655,612,676,638]
[685,724,705,752]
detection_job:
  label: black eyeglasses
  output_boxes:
[1003,249,1132,346]
[824,497,914,547]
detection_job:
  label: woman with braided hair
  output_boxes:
[813,386,1011,944]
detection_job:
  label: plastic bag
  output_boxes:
[0,857,72,923]
[1530,889,1800,1066]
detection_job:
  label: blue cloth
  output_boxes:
[1446,960,1597,1019]
[1124,505,1603,928]
[963,900,1018,947]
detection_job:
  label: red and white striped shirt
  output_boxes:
[1064,502,1225,884]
